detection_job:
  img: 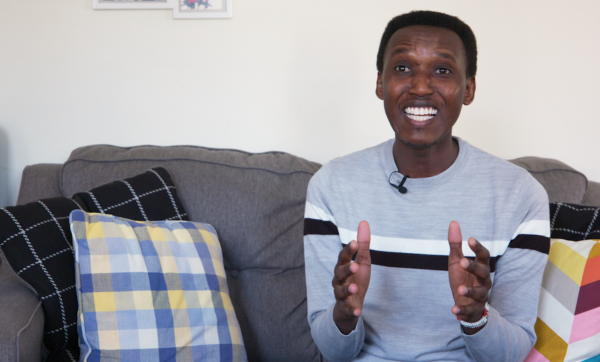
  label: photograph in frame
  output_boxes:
[173,0,232,19]
[93,0,172,10]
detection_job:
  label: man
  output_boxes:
[303,10,550,362]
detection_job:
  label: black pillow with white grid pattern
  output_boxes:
[550,202,600,241]
[0,197,85,362]
[72,167,188,222]
[0,167,188,362]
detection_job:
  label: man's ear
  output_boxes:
[463,77,476,105]
[376,72,384,100]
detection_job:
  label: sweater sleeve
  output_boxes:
[303,167,365,362]
[462,175,550,362]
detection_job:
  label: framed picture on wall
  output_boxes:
[173,0,232,19]
[93,0,172,10]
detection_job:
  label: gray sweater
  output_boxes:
[303,138,550,362]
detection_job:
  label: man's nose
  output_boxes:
[409,71,434,97]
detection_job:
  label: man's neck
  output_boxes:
[392,136,459,178]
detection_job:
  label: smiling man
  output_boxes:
[303,11,550,362]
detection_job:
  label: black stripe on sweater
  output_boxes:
[346,234,548,272]
[304,218,339,236]
[507,234,550,254]
[344,247,500,273]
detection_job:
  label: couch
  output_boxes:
[1,144,599,362]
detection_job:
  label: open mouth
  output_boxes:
[404,107,438,122]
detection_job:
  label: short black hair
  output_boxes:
[376,11,477,78]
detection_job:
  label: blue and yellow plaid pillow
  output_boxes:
[69,210,246,362]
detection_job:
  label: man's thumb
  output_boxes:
[448,221,463,253]
[356,220,371,261]
[357,221,371,245]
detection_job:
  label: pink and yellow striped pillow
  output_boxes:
[525,238,600,362]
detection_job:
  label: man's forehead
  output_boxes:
[385,25,466,58]
[390,47,458,62]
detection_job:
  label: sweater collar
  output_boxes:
[384,137,470,190]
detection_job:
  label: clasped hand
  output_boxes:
[331,220,492,335]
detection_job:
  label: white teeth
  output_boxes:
[406,114,434,122]
[404,107,438,117]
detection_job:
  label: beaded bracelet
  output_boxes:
[457,303,489,329]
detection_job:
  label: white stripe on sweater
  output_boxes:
[305,201,337,224]
[511,219,550,239]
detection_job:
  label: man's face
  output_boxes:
[376,25,475,149]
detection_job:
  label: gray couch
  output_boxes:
[1,144,599,362]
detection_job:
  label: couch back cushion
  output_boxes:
[61,145,323,362]
[16,164,63,205]
[509,157,588,204]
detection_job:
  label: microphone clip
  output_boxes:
[388,172,409,194]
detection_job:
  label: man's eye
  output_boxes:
[436,68,451,74]
[395,65,410,73]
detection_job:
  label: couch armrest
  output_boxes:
[16,164,63,205]
[0,252,44,362]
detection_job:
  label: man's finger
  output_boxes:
[342,303,361,318]
[355,221,371,266]
[333,283,357,300]
[468,237,490,264]
[448,221,464,263]
[336,296,362,318]
[337,240,358,266]
[459,257,490,281]
[458,285,489,303]
[333,261,358,286]
[452,303,485,322]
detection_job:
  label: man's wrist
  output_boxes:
[458,303,489,335]
[333,308,359,335]
[462,323,486,335]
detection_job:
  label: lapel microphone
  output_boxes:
[388,172,409,194]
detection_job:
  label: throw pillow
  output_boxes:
[72,167,188,222]
[549,202,600,241]
[524,203,600,362]
[0,167,189,362]
[0,197,85,362]
[70,210,246,362]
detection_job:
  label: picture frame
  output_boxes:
[92,0,173,10]
[172,0,232,19]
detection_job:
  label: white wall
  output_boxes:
[1,0,599,207]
